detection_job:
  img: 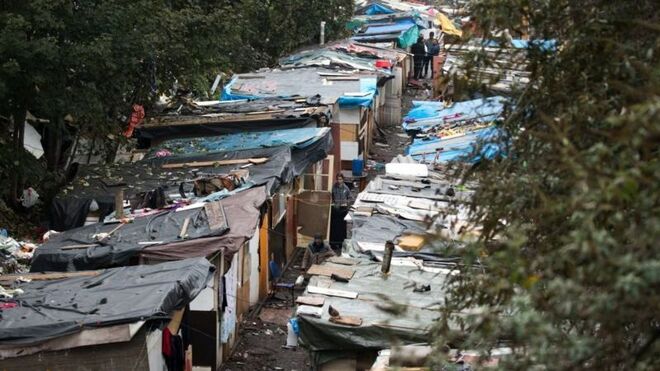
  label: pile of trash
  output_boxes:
[0,229,38,274]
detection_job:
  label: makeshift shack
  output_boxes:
[137,97,331,146]
[0,258,213,370]
[295,257,453,370]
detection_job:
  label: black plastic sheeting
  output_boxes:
[0,257,214,345]
[50,130,332,231]
[33,201,228,272]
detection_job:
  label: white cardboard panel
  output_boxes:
[341,141,359,160]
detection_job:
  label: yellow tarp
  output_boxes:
[437,13,462,37]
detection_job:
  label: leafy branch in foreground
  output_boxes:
[435,1,660,369]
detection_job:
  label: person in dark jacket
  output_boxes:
[330,173,352,251]
[423,32,440,78]
[411,36,426,79]
[302,234,336,269]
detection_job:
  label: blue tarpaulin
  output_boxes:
[406,126,503,163]
[337,77,377,108]
[362,19,416,35]
[364,3,395,15]
[148,127,331,157]
[479,38,557,51]
[402,97,505,132]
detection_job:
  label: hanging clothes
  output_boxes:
[162,327,184,371]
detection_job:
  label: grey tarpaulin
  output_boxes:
[0,257,214,345]
[350,214,427,244]
[50,128,332,231]
[139,186,267,263]
[297,259,450,367]
[32,186,267,272]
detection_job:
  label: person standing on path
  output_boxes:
[330,173,352,252]
[411,35,426,79]
[423,32,440,78]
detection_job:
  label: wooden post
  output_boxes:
[114,188,124,219]
[286,195,297,259]
[331,121,341,175]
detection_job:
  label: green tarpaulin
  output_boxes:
[398,25,419,48]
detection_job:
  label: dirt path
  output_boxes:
[220,253,309,371]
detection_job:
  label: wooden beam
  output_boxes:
[162,157,268,169]
[307,285,358,299]
[0,270,101,283]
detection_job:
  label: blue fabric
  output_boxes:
[149,128,330,157]
[480,38,557,51]
[364,3,395,15]
[221,76,259,101]
[406,126,504,163]
[269,260,282,280]
[362,19,416,35]
[403,97,505,131]
[337,77,377,107]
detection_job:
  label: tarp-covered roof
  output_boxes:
[0,257,213,345]
[147,127,331,158]
[138,97,330,141]
[222,68,379,107]
[402,96,505,132]
[298,258,451,366]
[406,126,503,163]
[35,186,267,272]
[50,128,332,231]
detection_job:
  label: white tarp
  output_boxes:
[23,122,44,159]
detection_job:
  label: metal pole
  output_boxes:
[320,21,326,46]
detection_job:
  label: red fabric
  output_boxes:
[123,104,145,138]
[162,327,173,357]
[0,302,18,310]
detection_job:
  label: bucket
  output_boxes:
[352,158,364,176]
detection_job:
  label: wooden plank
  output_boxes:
[167,308,185,334]
[307,285,358,299]
[296,296,326,307]
[246,109,285,115]
[60,243,99,250]
[162,157,268,169]
[398,234,425,251]
[0,270,101,283]
[329,315,362,326]
[327,256,359,266]
[339,124,358,141]
[307,264,354,281]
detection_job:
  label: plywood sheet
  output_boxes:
[327,257,359,266]
[296,190,331,240]
[398,235,425,251]
[329,315,362,326]
[307,264,354,280]
[296,296,326,307]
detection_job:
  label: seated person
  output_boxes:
[302,233,336,269]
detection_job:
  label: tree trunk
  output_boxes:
[46,117,63,171]
[9,110,26,207]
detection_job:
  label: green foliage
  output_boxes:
[0,0,352,201]
[435,1,660,369]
